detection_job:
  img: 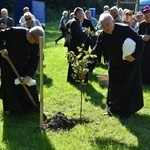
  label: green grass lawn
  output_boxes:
[0,22,150,150]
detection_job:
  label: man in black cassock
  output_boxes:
[138,5,150,85]
[67,7,90,83]
[0,26,44,115]
[91,13,144,119]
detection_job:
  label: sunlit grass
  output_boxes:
[0,22,150,150]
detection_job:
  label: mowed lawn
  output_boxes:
[0,22,150,150]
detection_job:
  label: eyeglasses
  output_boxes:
[125,13,132,16]
[25,18,31,21]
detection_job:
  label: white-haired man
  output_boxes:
[0,26,44,115]
[19,7,36,25]
[0,8,14,29]
[91,13,144,119]
[103,5,110,12]
[110,6,123,23]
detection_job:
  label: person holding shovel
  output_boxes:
[0,26,44,115]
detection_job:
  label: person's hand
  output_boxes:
[142,35,150,41]
[125,55,135,62]
[21,76,31,85]
[0,49,8,59]
[67,28,71,33]
[81,68,89,76]
[0,23,7,28]
[84,28,89,35]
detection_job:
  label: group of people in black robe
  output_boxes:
[0,5,150,120]
[65,5,150,119]
[0,26,44,115]
[138,6,150,85]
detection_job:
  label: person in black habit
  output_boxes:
[138,5,150,85]
[67,7,90,84]
[82,15,97,50]
[90,13,144,119]
[0,26,44,115]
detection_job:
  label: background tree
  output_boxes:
[0,0,137,22]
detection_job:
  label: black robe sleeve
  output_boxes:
[0,28,39,78]
[82,19,95,32]
[88,31,103,72]
[71,19,87,43]
[0,29,8,50]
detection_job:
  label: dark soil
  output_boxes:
[43,112,89,131]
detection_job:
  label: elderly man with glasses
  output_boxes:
[0,26,44,116]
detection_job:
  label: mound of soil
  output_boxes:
[43,112,89,131]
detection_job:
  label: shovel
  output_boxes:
[0,51,40,111]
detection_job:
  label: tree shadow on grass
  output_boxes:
[71,73,106,109]
[2,112,55,150]
[92,114,150,149]
[93,137,135,149]
[34,73,53,91]
[119,114,150,149]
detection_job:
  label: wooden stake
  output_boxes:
[39,36,44,128]
[4,54,39,111]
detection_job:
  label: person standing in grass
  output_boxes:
[91,13,144,119]
[64,12,75,50]
[138,5,150,85]
[67,7,90,83]
[0,26,44,115]
[55,10,68,44]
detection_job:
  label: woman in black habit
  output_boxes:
[91,13,144,119]
[138,5,150,85]
[0,26,44,115]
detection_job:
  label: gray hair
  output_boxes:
[23,7,29,11]
[1,8,8,14]
[100,12,114,22]
[103,5,109,9]
[29,26,45,37]
[74,7,83,16]
[110,6,119,15]
[70,12,74,18]
[24,12,33,19]
[62,11,68,16]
